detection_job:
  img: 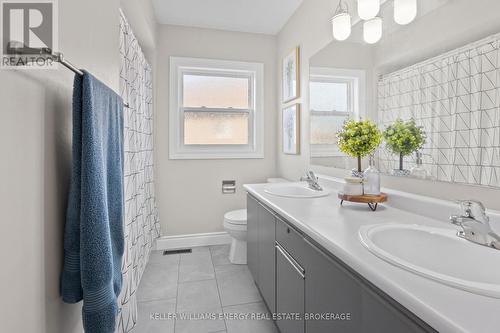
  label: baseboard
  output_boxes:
[156,231,232,250]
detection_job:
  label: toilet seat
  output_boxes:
[224,209,247,225]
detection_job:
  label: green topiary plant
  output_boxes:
[383,118,426,171]
[337,119,382,173]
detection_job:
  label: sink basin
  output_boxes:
[264,183,331,198]
[359,224,500,298]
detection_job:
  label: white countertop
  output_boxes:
[244,179,500,333]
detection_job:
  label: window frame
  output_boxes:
[169,57,264,159]
[309,67,366,158]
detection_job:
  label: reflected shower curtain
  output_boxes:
[378,32,500,187]
[116,10,161,332]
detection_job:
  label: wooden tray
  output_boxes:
[338,193,388,211]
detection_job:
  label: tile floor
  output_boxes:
[135,245,280,333]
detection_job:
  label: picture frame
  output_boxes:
[282,46,300,103]
[282,104,300,155]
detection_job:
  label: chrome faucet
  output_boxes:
[450,200,500,250]
[300,171,323,191]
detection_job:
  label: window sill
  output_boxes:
[169,151,265,160]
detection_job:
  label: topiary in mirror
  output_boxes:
[383,118,426,173]
[337,119,382,175]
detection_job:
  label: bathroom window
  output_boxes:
[170,57,264,159]
[309,67,365,157]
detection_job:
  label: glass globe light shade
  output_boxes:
[332,13,352,41]
[357,0,380,20]
[394,0,417,25]
[363,17,382,44]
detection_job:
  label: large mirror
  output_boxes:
[309,0,500,188]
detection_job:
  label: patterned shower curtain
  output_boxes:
[378,32,500,187]
[116,11,161,332]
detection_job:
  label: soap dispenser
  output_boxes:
[410,151,428,180]
[364,155,381,195]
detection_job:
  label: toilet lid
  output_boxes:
[224,209,247,225]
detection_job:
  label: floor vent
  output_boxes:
[163,249,192,255]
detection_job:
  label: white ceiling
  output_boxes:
[151,0,304,35]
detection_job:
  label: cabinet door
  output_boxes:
[246,195,260,286]
[361,283,435,333]
[258,203,276,313]
[276,244,305,333]
[303,238,362,333]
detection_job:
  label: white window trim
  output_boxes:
[309,67,366,158]
[169,57,264,160]
[309,66,366,118]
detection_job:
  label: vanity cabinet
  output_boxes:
[247,195,276,313]
[247,193,437,333]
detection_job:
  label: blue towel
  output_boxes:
[61,71,125,333]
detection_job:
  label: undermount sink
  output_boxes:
[264,183,331,198]
[359,223,500,298]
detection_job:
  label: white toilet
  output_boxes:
[223,178,287,264]
[224,209,248,264]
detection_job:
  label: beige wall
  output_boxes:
[277,0,500,210]
[276,0,346,181]
[0,0,156,332]
[155,25,277,236]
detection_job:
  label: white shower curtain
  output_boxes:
[116,10,161,332]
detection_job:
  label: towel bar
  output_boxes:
[6,42,130,108]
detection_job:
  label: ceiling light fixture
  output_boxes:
[332,1,418,44]
[394,0,417,25]
[363,17,383,44]
[357,0,380,20]
[331,1,352,41]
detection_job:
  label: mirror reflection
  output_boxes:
[309,1,500,188]
[309,42,372,170]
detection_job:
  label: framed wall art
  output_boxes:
[282,104,300,155]
[282,46,300,103]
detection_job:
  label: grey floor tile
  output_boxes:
[135,298,176,333]
[215,265,261,307]
[137,262,179,302]
[224,302,279,333]
[149,250,180,266]
[210,245,231,267]
[175,318,226,333]
[177,279,221,313]
[178,250,215,283]
[176,279,226,333]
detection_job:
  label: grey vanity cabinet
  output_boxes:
[246,194,276,313]
[247,194,436,333]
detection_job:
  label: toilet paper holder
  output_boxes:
[222,180,236,194]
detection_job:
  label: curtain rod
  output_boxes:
[7,43,129,108]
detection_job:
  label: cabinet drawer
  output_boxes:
[276,243,305,333]
[275,216,307,265]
